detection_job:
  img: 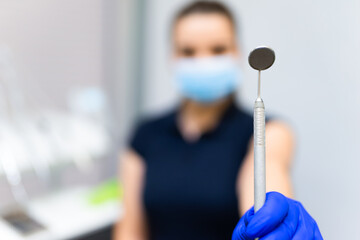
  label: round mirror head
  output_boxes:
[248,46,275,71]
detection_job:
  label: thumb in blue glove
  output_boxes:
[232,192,323,240]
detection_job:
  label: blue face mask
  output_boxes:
[174,55,243,103]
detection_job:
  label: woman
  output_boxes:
[115,1,322,240]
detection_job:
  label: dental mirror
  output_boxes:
[249,46,275,71]
[248,46,275,236]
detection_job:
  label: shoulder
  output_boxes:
[127,109,176,155]
[266,120,295,148]
[132,109,176,136]
[235,104,295,164]
[265,120,295,166]
[234,104,294,142]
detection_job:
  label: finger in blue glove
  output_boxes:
[232,191,323,240]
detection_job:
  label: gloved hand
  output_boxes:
[232,192,323,240]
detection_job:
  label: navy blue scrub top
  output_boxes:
[128,102,268,240]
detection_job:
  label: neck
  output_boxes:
[178,96,233,142]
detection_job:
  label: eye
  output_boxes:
[179,47,195,57]
[212,45,228,55]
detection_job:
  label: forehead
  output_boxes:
[173,13,235,46]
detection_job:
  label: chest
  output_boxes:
[143,132,249,218]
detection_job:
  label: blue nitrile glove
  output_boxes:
[232,192,323,240]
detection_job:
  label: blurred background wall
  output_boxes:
[0,0,115,197]
[0,0,103,110]
[0,1,123,239]
[131,0,360,239]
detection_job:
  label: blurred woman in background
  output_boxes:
[115,1,322,240]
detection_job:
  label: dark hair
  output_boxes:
[173,1,237,32]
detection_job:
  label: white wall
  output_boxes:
[0,0,103,112]
[140,0,360,239]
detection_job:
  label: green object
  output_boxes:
[88,179,123,205]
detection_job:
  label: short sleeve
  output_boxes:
[127,121,149,158]
[265,112,277,123]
